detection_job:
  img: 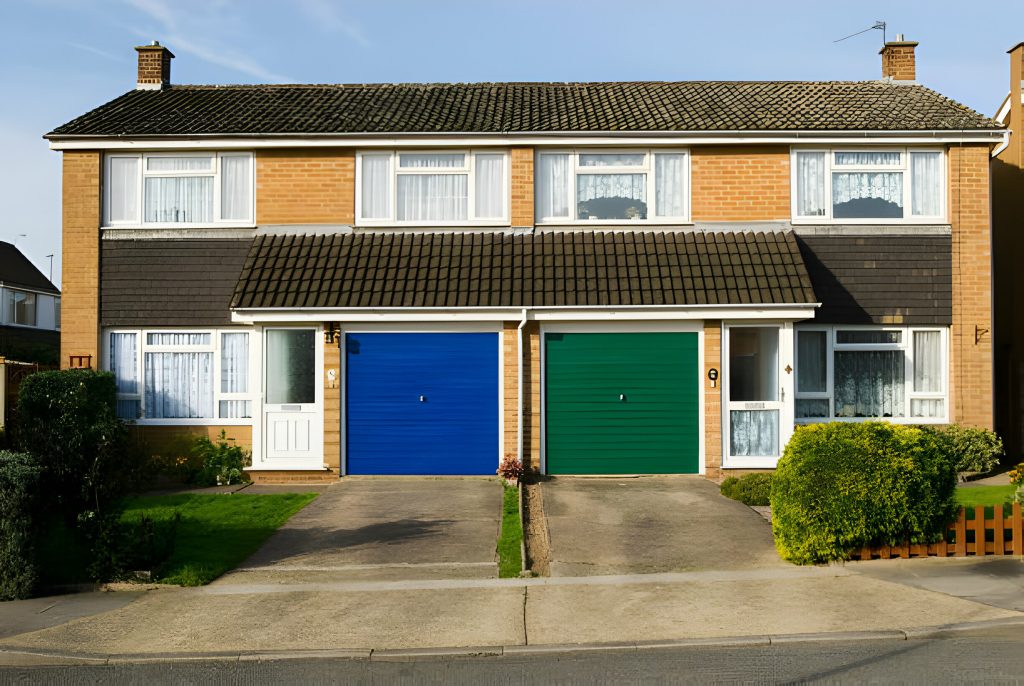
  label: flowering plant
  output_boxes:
[497,456,524,485]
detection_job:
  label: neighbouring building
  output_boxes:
[0,241,60,365]
[993,42,1024,459]
[45,39,1004,482]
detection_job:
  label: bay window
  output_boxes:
[105,329,254,422]
[794,326,948,422]
[536,149,689,224]
[104,153,254,227]
[793,148,944,222]
[356,150,508,225]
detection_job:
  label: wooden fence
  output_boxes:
[851,503,1024,560]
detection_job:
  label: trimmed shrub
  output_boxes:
[771,422,957,565]
[192,431,250,487]
[79,510,180,582]
[922,424,1003,475]
[0,450,43,600]
[720,473,772,506]
[14,369,133,519]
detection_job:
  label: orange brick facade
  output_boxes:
[949,144,994,429]
[690,146,790,221]
[61,140,995,480]
[880,43,918,82]
[256,149,355,225]
[60,151,102,370]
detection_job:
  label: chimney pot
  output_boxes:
[134,41,174,90]
[880,37,918,82]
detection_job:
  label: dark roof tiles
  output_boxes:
[48,81,998,138]
[232,230,816,310]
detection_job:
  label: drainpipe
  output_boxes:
[517,308,528,464]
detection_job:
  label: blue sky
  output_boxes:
[1,0,1022,286]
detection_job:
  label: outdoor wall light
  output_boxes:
[708,368,719,388]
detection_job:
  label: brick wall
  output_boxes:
[511,147,534,227]
[61,151,102,369]
[703,321,723,479]
[881,44,917,81]
[256,149,355,224]
[949,144,994,429]
[130,425,252,456]
[690,146,790,221]
[324,337,341,471]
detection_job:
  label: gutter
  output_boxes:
[517,308,528,466]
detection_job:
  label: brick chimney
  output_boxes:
[880,35,918,81]
[135,41,174,90]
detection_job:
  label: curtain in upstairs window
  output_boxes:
[144,176,214,223]
[911,151,942,217]
[655,153,686,217]
[396,174,468,221]
[795,152,826,217]
[220,155,252,221]
[360,154,391,220]
[474,154,505,219]
[537,154,569,219]
[108,157,139,222]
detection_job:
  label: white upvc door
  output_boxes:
[722,322,795,469]
[262,327,323,465]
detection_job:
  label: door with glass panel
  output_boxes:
[725,325,792,465]
[263,328,319,461]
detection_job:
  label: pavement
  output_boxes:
[214,477,503,584]
[541,476,784,576]
[1,476,1023,664]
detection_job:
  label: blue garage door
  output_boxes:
[346,332,499,475]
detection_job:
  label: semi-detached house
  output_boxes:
[47,39,1003,482]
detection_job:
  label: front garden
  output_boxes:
[0,369,316,600]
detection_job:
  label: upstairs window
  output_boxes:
[357,151,508,225]
[793,148,944,222]
[105,153,254,227]
[4,289,36,327]
[536,149,689,223]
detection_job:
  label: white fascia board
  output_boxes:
[230,304,820,324]
[48,129,1008,150]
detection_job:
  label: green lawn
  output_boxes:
[955,484,1017,509]
[497,485,523,578]
[120,493,317,586]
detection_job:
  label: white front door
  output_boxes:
[263,328,321,463]
[723,323,795,469]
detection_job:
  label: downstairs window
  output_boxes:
[795,326,947,422]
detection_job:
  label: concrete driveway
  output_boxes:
[215,478,502,584]
[541,476,785,576]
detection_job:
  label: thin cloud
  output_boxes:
[122,0,296,83]
[296,0,370,47]
[66,41,124,62]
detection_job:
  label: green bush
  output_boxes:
[78,510,180,582]
[771,422,958,565]
[0,451,43,600]
[192,431,250,486]
[14,369,133,520]
[720,473,772,506]
[923,424,1003,475]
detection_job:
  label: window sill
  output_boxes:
[790,218,947,226]
[536,219,693,227]
[795,416,949,425]
[102,224,256,230]
[125,419,254,427]
[723,456,781,469]
[354,221,511,229]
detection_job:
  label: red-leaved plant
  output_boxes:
[497,456,524,485]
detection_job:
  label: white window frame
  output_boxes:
[721,321,795,469]
[794,324,949,424]
[790,147,946,224]
[535,148,691,225]
[103,152,255,229]
[102,328,257,425]
[355,150,510,227]
[3,288,38,328]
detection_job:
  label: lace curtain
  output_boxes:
[145,176,213,223]
[361,154,391,219]
[729,410,779,456]
[396,174,468,221]
[220,155,252,221]
[834,350,905,418]
[537,154,569,218]
[145,351,214,419]
[108,157,139,222]
[911,151,941,216]
[110,332,139,419]
[474,153,505,219]
[795,152,826,217]
[655,153,685,217]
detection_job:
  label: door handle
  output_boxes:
[419,395,426,403]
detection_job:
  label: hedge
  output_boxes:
[0,451,43,600]
[15,369,132,520]
[720,473,772,506]
[771,422,958,565]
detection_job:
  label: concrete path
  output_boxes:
[854,557,1024,612]
[0,592,142,641]
[541,476,784,576]
[0,568,1017,657]
[215,478,503,584]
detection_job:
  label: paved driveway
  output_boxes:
[541,476,784,576]
[216,478,502,584]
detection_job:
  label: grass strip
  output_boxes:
[120,493,317,586]
[497,484,523,578]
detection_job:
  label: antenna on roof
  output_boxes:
[833,21,886,45]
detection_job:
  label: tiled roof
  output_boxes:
[0,242,59,294]
[231,230,817,309]
[47,81,999,137]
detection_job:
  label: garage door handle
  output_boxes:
[419,395,426,402]
[619,394,626,401]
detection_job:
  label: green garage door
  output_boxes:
[545,332,699,474]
